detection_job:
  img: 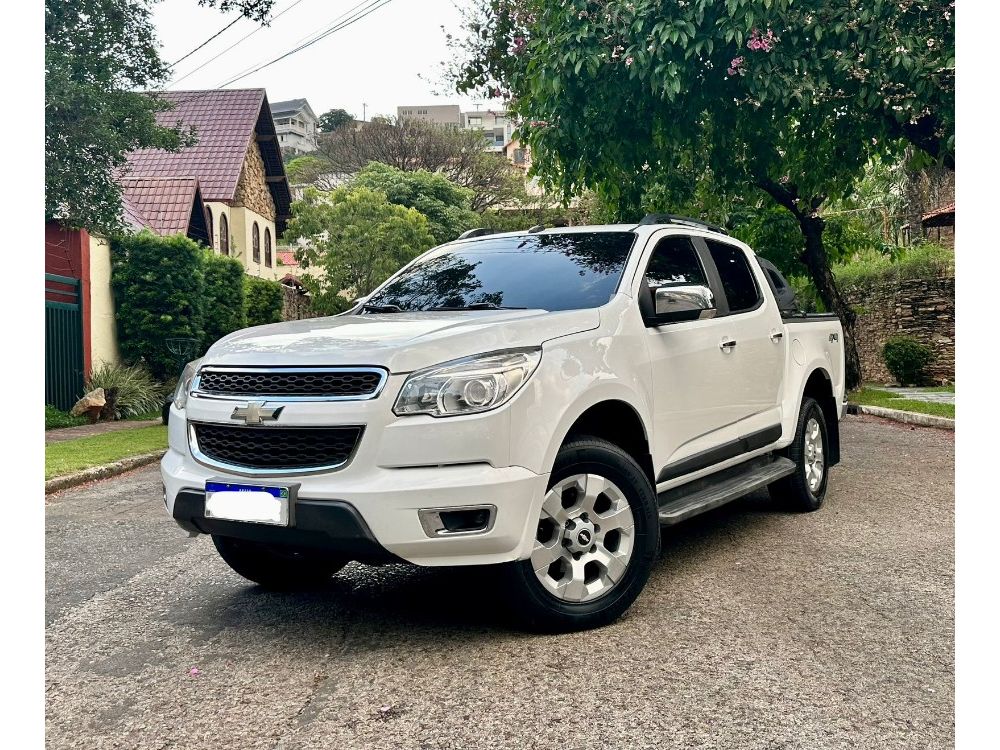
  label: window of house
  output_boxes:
[513,148,526,164]
[264,228,272,268]
[644,236,707,288]
[468,116,482,126]
[705,239,761,313]
[252,222,261,263]
[205,207,213,249]
[219,213,229,256]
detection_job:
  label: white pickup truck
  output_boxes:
[162,216,845,631]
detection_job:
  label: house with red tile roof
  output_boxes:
[126,88,291,281]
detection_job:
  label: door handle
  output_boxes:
[769,329,784,342]
[719,338,737,352]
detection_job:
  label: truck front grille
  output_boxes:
[195,367,385,399]
[191,423,363,472]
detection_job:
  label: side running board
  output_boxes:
[657,456,796,526]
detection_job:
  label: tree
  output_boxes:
[352,162,480,244]
[318,108,355,133]
[244,276,284,327]
[314,117,527,211]
[451,0,954,388]
[45,0,275,234]
[284,187,436,302]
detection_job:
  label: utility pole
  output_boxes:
[362,103,367,122]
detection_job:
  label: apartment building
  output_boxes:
[270,98,319,153]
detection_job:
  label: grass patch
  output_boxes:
[45,425,168,480]
[850,387,955,419]
[45,405,87,430]
[835,244,954,291]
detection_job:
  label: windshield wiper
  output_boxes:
[426,303,527,311]
[362,303,404,313]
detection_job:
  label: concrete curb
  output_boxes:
[45,450,166,495]
[847,403,955,430]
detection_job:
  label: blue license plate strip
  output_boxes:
[205,481,290,499]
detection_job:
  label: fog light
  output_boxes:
[418,505,497,537]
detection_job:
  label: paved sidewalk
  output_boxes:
[45,419,161,444]
[879,387,955,405]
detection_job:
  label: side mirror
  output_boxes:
[646,284,717,325]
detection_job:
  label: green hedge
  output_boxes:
[244,275,284,327]
[202,251,247,348]
[111,232,205,378]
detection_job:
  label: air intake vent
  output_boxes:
[191,424,363,473]
[195,367,385,400]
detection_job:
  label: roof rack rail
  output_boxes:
[637,213,727,235]
[456,228,495,240]
[527,224,545,233]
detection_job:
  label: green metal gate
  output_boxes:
[45,273,84,411]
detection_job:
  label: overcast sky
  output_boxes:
[152,0,486,118]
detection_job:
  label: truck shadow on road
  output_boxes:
[186,490,788,639]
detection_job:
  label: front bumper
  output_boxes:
[161,446,549,567]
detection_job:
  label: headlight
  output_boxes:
[393,349,541,417]
[172,359,201,411]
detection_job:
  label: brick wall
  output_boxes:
[844,275,954,384]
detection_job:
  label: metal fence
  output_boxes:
[45,274,84,411]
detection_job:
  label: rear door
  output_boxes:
[697,238,786,436]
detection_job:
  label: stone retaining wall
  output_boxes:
[844,275,954,384]
[281,284,317,321]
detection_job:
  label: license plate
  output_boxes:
[204,481,290,526]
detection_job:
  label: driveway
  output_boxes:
[45,416,954,749]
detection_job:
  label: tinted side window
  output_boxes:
[644,236,707,287]
[706,240,761,313]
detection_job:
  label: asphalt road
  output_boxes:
[45,416,954,749]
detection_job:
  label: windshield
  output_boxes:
[363,232,637,312]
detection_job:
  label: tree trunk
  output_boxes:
[796,214,863,390]
[756,179,863,390]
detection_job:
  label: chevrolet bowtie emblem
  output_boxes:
[230,402,284,425]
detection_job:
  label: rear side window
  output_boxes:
[706,240,761,313]
[644,236,707,287]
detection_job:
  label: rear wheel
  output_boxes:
[502,437,660,632]
[770,396,829,512]
[212,535,348,590]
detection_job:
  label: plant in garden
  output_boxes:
[111,232,205,379]
[450,0,954,389]
[285,186,436,300]
[883,336,933,386]
[202,252,247,347]
[84,363,164,420]
[243,276,284,327]
[45,405,87,431]
[352,163,480,244]
[45,0,276,233]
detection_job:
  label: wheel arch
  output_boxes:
[799,367,841,466]
[556,399,655,486]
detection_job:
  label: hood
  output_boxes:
[204,308,600,372]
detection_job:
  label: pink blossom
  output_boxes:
[528,120,549,128]
[625,56,634,67]
[747,27,776,53]
[511,36,527,55]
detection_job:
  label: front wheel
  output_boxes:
[212,535,349,590]
[769,396,830,512]
[501,437,660,632]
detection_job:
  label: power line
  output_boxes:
[212,0,380,87]
[168,16,242,69]
[169,0,313,89]
[217,0,396,88]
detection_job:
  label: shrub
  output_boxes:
[85,363,164,420]
[244,276,284,327]
[111,231,205,378]
[883,336,933,386]
[45,404,86,430]
[202,251,247,349]
[834,244,954,291]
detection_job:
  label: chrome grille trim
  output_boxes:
[188,422,365,477]
[190,366,388,402]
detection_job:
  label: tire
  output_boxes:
[212,535,349,591]
[769,396,830,512]
[501,436,660,632]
